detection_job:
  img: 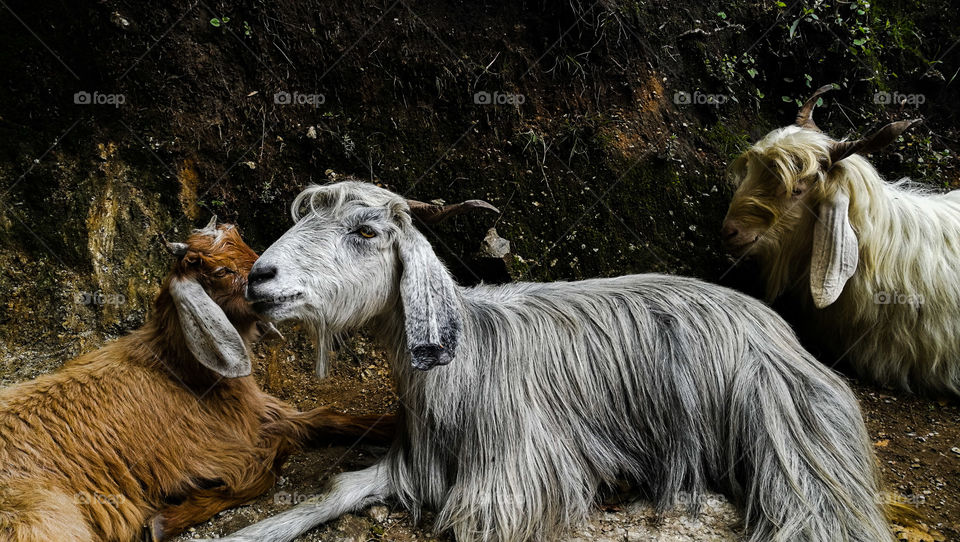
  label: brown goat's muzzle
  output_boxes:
[166,218,286,345]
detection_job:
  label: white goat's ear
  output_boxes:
[398,226,463,371]
[810,191,859,309]
[169,278,252,378]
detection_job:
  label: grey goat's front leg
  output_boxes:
[213,461,392,542]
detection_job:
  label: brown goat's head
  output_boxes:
[163,217,278,378]
[722,85,919,307]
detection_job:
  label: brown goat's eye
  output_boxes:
[212,267,234,278]
[358,226,377,239]
[792,188,804,196]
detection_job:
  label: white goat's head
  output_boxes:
[722,85,920,307]
[246,180,497,375]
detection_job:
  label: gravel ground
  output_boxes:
[166,335,951,542]
[0,331,951,541]
[172,449,743,542]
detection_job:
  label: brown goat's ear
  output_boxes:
[169,278,251,378]
[810,191,859,309]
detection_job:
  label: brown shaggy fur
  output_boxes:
[0,223,394,541]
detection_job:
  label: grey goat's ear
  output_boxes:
[810,191,859,309]
[397,226,463,371]
[169,278,252,378]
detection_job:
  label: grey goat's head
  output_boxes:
[246,180,497,375]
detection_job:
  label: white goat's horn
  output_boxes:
[795,84,835,131]
[829,119,921,165]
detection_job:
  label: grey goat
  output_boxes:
[216,180,891,542]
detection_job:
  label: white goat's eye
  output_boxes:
[357,226,377,239]
[792,188,804,196]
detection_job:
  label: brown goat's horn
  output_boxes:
[406,199,500,225]
[795,84,836,131]
[164,241,189,256]
[829,119,921,165]
[193,215,219,237]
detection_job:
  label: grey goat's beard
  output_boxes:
[306,320,338,378]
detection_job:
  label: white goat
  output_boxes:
[209,180,893,542]
[722,84,960,398]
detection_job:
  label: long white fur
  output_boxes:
[221,181,891,542]
[726,125,960,397]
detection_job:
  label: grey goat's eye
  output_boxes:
[357,225,377,239]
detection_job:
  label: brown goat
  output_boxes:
[0,218,394,541]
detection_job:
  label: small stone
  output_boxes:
[111,12,131,29]
[367,504,389,523]
[478,228,511,259]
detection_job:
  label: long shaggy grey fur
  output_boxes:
[222,181,892,542]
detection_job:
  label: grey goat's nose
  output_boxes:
[248,265,277,287]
